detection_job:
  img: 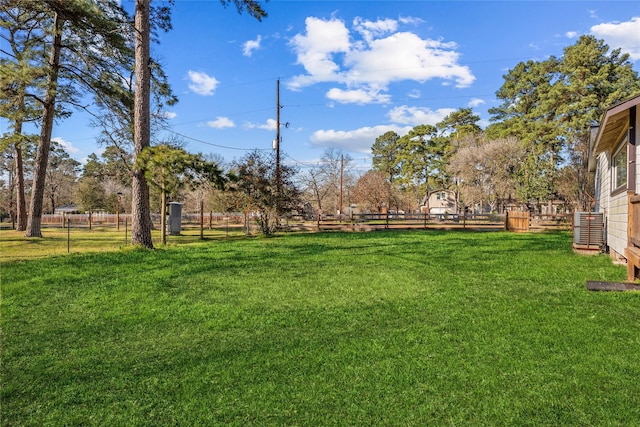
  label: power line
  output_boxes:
[159,125,269,152]
[165,106,273,128]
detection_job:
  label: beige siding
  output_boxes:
[595,152,609,213]
[595,151,627,257]
[607,192,628,256]
[427,191,456,214]
[592,98,640,262]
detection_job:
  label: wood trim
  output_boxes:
[625,246,640,281]
[630,106,637,192]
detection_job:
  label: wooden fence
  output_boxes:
[506,211,530,232]
[297,212,571,233]
[31,211,572,233]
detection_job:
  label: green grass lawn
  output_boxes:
[0,225,246,261]
[2,230,639,426]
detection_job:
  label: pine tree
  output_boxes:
[130,0,267,247]
[16,0,134,237]
[0,0,48,230]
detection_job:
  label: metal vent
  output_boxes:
[573,212,604,246]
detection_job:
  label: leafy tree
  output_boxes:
[397,124,447,210]
[488,36,640,210]
[436,107,482,139]
[487,58,562,208]
[83,146,133,187]
[554,35,640,209]
[75,176,107,215]
[371,131,402,183]
[371,130,403,211]
[233,150,300,235]
[44,141,80,214]
[135,144,225,244]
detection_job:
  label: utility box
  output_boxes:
[573,212,604,254]
[168,202,182,236]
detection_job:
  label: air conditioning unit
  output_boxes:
[573,212,604,249]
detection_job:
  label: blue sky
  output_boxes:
[16,1,640,171]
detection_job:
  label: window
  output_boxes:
[612,138,628,191]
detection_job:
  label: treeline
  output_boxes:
[0,0,266,246]
[365,35,640,215]
[2,0,640,241]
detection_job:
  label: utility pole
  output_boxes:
[339,154,344,217]
[275,79,282,217]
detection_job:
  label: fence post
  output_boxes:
[200,200,204,240]
[67,216,71,253]
[504,211,509,231]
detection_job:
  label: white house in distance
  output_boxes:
[421,190,457,215]
[590,93,640,280]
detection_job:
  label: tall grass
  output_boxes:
[2,231,638,426]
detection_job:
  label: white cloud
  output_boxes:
[287,16,475,103]
[246,118,277,131]
[207,117,235,129]
[565,31,578,39]
[398,15,424,26]
[187,70,219,96]
[387,106,456,126]
[407,89,421,99]
[155,111,176,120]
[467,98,485,108]
[326,87,391,104]
[243,35,262,57]
[52,137,80,154]
[310,124,412,153]
[289,16,350,81]
[353,17,397,43]
[591,17,640,61]
[348,32,473,87]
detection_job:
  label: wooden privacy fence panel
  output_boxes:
[506,211,530,232]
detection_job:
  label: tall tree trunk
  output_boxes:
[13,87,28,231]
[49,193,55,216]
[160,188,167,245]
[25,12,62,238]
[14,137,27,231]
[131,0,154,248]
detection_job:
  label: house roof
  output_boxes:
[592,93,640,155]
[54,204,79,213]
